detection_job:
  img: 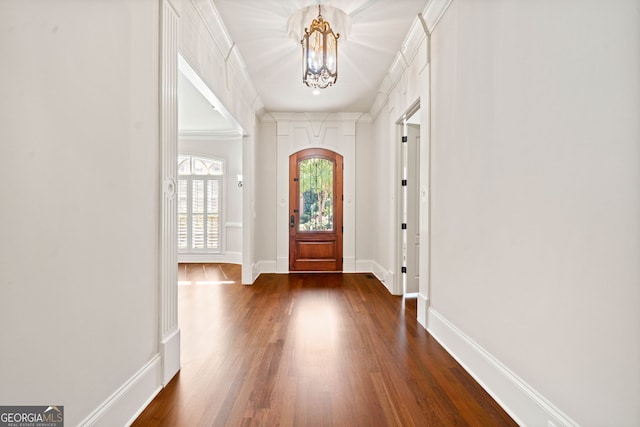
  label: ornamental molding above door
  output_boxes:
[272,115,358,273]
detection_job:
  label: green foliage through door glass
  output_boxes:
[299,158,333,231]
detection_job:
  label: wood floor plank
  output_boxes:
[133,265,516,427]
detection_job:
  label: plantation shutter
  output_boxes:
[177,155,223,253]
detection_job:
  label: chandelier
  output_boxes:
[301,5,340,89]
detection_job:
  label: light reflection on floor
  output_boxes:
[178,280,235,285]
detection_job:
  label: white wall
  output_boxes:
[179,137,243,261]
[354,122,375,266]
[0,1,161,425]
[243,118,259,283]
[255,120,278,270]
[254,116,377,275]
[176,0,262,283]
[369,16,428,294]
[371,105,399,290]
[176,0,261,134]
[428,0,640,425]
[264,113,362,274]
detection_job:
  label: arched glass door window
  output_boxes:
[177,155,223,252]
[298,157,334,231]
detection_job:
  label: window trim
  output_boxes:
[177,154,224,254]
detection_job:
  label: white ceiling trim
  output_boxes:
[178,53,245,135]
[422,0,454,32]
[368,0,452,120]
[179,130,242,140]
[210,0,431,113]
[190,0,263,115]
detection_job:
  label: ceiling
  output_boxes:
[178,72,240,133]
[179,0,429,132]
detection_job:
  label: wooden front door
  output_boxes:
[289,148,343,271]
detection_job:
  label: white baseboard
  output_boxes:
[343,256,356,272]
[371,261,398,294]
[276,257,288,273]
[355,259,373,272]
[79,355,162,427]
[370,260,386,288]
[251,263,260,283]
[161,329,180,386]
[241,262,253,285]
[427,308,579,427]
[255,260,277,275]
[224,251,242,264]
[417,293,428,328]
[251,260,403,292]
[257,259,369,275]
[178,252,241,264]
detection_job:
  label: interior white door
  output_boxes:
[406,123,420,294]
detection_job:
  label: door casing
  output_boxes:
[289,148,343,272]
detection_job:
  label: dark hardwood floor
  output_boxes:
[133,264,516,426]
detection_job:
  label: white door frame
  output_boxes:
[159,0,181,386]
[395,101,421,296]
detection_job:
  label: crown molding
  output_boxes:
[368,0,452,120]
[265,112,366,123]
[179,130,243,140]
[422,0,454,33]
[184,0,262,134]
